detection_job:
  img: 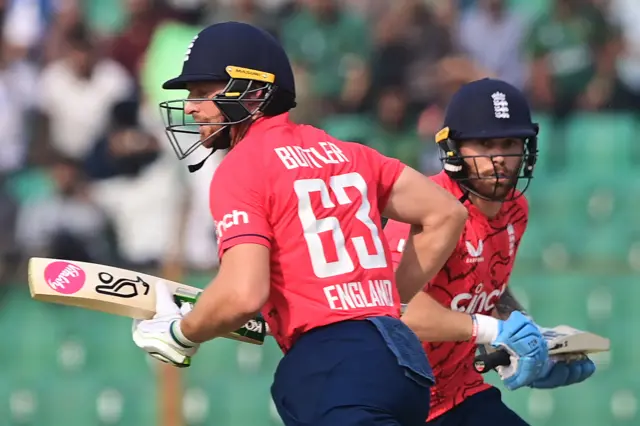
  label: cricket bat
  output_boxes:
[473,325,610,374]
[27,257,267,345]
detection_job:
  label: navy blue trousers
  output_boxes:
[427,388,530,426]
[271,318,434,425]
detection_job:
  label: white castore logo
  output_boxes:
[507,223,515,256]
[184,35,199,62]
[492,92,510,119]
[465,240,484,263]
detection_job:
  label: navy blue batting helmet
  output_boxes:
[159,21,296,167]
[435,78,539,201]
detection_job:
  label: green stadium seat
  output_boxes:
[602,371,640,426]
[565,113,638,177]
[491,369,634,426]
[529,113,555,180]
[526,171,633,268]
[27,376,157,425]
[183,348,276,425]
[186,338,246,377]
[260,339,284,373]
[615,175,640,234]
[527,177,592,228]
[515,274,593,327]
[572,224,631,266]
[11,303,66,381]
[546,379,613,426]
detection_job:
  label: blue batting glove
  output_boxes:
[529,356,596,389]
[491,311,548,390]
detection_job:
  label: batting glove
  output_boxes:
[529,355,596,389]
[472,311,548,390]
[132,280,199,368]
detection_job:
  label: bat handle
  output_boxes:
[473,350,511,374]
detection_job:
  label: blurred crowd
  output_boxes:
[0,0,637,286]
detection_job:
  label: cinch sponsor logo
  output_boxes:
[43,261,86,294]
[215,210,249,241]
[450,283,506,314]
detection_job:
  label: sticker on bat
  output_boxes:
[95,272,150,298]
[44,261,86,295]
[174,286,201,302]
[243,318,265,333]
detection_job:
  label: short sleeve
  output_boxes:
[210,154,273,257]
[382,220,410,271]
[364,147,405,213]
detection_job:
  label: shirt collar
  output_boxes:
[242,112,291,142]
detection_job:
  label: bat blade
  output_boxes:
[540,325,610,355]
[27,257,265,345]
[28,257,195,319]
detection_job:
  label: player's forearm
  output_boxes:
[180,282,263,344]
[394,211,466,303]
[401,291,474,342]
[493,287,528,320]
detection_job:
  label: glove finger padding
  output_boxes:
[502,356,544,390]
[569,358,596,385]
[530,357,596,389]
[132,327,194,367]
[154,280,180,316]
[529,360,570,389]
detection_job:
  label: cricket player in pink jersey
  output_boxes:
[385,78,596,425]
[130,21,468,425]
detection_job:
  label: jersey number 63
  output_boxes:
[294,172,387,279]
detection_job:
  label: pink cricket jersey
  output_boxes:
[210,113,405,353]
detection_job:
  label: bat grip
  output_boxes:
[473,350,511,374]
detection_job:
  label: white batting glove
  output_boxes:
[132,280,199,368]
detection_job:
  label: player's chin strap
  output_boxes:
[187,127,232,173]
[188,151,215,173]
